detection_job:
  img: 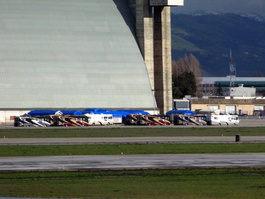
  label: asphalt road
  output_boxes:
[1,154,265,171]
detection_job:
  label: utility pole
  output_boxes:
[229,50,236,96]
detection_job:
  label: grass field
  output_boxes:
[1,126,265,138]
[1,143,265,157]
[0,169,265,199]
[1,127,265,198]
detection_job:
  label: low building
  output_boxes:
[191,98,265,116]
[230,84,256,97]
[173,99,190,110]
[199,76,265,96]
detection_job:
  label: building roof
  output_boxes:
[0,0,155,110]
[201,77,265,84]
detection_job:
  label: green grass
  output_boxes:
[1,126,265,138]
[1,143,265,157]
[0,169,265,198]
[1,127,265,198]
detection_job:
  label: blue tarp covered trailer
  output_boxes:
[166,110,195,116]
[28,110,83,116]
[61,110,83,115]
[83,109,149,118]
[82,109,150,124]
[28,110,58,116]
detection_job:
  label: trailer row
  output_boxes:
[14,109,240,127]
[14,114,114,127]
[14,114,209,127]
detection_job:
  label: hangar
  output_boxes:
[0,0,184,122]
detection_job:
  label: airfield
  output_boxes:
[1,154,265,171]
[0,118,265,172]
[0,118,265,199]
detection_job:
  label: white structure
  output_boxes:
[84,114,113,126]
[0,0,186,124]
[230,84,256,97]
[150,0,184,6]
[199,76,265,97]
[207,114,240,126]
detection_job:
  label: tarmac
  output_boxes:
[1,154,265,171]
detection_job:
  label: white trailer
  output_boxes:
[84,113,113,126]
[207,114,240,126]
[14,116,51,127]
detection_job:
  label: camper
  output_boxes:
[84,113,113,126]
[14,116,51,127]
[124,114,172,126]
[55,114,113,126]
[207,114,239,125]
[204,110,240,125]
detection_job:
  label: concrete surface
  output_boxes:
[1,154,265,171]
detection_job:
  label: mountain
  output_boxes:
[171,13,265,77]
[171,0,265,18]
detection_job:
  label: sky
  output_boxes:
[171,0,265,16]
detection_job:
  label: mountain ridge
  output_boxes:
[171,13,265,77]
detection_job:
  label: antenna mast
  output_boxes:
[229,50,236,95]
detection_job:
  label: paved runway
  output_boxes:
[1,154,265,171]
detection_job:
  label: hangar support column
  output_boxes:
[134,0,184,114]
[153,6,172,114]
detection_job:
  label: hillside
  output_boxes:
[171,13,265,77]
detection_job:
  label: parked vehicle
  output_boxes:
[206,114,239,125]
[124,114,172,126]
[14,116,51,127]
[84,113,113,126]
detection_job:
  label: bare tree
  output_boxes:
[172,54,202,96]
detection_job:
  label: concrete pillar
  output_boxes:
[153,6,172,114]
[135,0,155,90]
[134,0,182,114]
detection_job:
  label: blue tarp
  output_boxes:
[166,110,195,115]
[28,110,83,116]
[28,109,150,118]
[83,109,109,113]
[28,110,57,116]
[61,110,83,115]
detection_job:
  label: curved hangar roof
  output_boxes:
[0,0,155,110]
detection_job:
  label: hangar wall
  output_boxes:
[0,0,155,110]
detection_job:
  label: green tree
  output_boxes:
[172,71,197,98]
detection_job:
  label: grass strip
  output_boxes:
[0,126,265,138]
[1,143,265,157]
[0,168,265,198]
